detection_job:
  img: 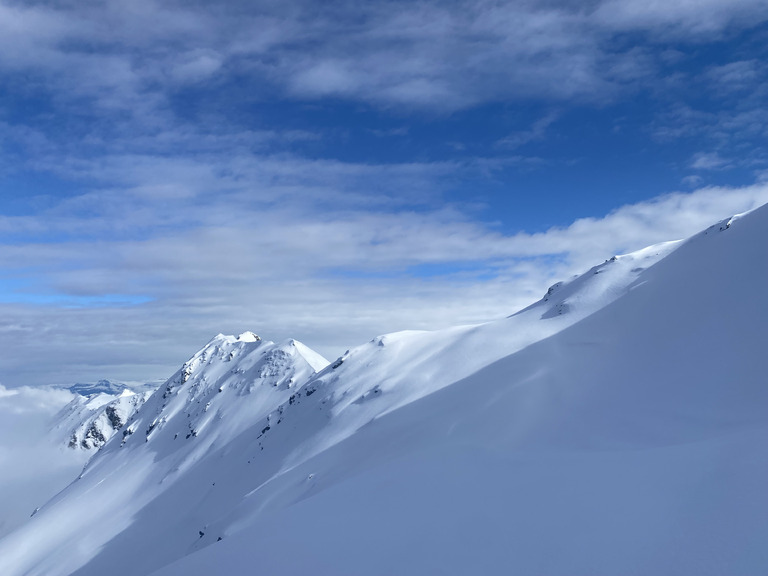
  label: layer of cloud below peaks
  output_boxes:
[0,183,766,389]
[0,384,87,538]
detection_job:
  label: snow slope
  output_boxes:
[53,388,154,450]
[150,208,767,576]
[1,207,766,575]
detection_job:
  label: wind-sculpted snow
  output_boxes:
[1,206,766,576]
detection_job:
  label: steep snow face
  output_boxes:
[53,389,153,450]
[119,332,330,459]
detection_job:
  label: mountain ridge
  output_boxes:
[1,206,766,576]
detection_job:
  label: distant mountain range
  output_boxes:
[67,379,129,397]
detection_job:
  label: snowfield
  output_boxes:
[0,206,766,575]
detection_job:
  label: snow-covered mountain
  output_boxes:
[1,206,766,576]
[0,332,331,576]
[53,388,154,450]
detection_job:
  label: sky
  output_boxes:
[1,0,767,388]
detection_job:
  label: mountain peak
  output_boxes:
[237,331,260,342]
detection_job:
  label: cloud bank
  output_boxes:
[1,179,766,388]
[0,0,767,386]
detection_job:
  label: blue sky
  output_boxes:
[1,0,767,387]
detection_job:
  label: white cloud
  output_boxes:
[681,175,703,187]
[704,60,763,92]
[594,0,768,36]
[690,151,730,170]
[0,0,764,118]
[0,0,767,389]
[170,51,223,84]
[0,171,766,388]
[498,112,560,149]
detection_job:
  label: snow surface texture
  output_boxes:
[1,207,767,575]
